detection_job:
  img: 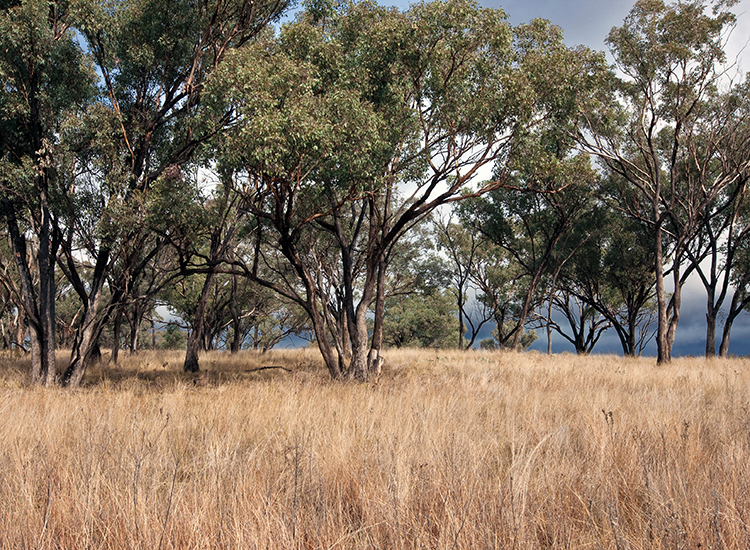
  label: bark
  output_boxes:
[654,222,671,364]
[368,258,387,376]
[61,248,111,387]
[308,295,343,379]
[184,270,217,373]
[2,199,55,385]
[719,286,749,357]
[111,308,122,364]
[626,313,637,357]
[458,292,466,350]
[61,291,105,387]
[665,265,682,356]
[705,307,717,357]
[511,269,543,351]
[38,194,58,386]
[230,274,242,354]
[546,295,553,355]
[129,307,141,354]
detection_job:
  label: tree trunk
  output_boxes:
[111,308,122,364]
[38,196,57,386]
[368,259,387,376]
[705,307,717,357]
[512,271,542,351]
[62,301,104,387]
[718,287,746,357]
[626,313,637,357]
[128,300,149,354]
[61,253,110,387]
[665,264,682,357]
[184,270,217,373]
[546,294,553,355]
[654,222,670,364]
[230,274,242,354]
[458,291,465,350]
[129,314,140,354]
[308,299,342,379]
[2,199,55,385]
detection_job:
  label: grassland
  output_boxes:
[0,348,749,549]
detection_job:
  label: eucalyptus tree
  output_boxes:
[458,138,600,351]
[678,78,750,356]
[556,206,657,356]
[49,0,288,386]
[381,288,457,349]
[208,0,605,379]
[433,216,496,349]
[720,234,750,355]
[0,0,95,385]
[577,0,749,363]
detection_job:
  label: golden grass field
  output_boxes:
[1,348,749,549]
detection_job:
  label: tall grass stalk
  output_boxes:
[1,348,749,548]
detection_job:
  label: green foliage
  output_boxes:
[382,289,457,349]
[479,338,497,351]
[3,0,747,370]
[161,325,186,350]
[0,0,96,200]
[491,324,537,351]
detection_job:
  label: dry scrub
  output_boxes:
[1,348,749,548]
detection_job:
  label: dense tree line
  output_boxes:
[1,0,750,386]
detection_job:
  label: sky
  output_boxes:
[375,0,750,357]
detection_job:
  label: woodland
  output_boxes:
[2,0,750,387]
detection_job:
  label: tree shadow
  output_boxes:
[0,348,329,390]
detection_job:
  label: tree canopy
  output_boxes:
[1,0,750,386]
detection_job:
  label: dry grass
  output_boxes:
[1,348,749,549]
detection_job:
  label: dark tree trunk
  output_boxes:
[2,198,56,385]
[368,259,387,376]
[230,274,242,354]
[665,264,683,359]
[38,195,58,386]
[719,286,748,357]
[705,306,717,357]
[512,270,543,351]
[184,270,217,373]
[111,308,122,363]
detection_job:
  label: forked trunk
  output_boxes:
[62,309,102,387]
[62,266,109,387]
[2,198,56,385]
[718,288,745,357]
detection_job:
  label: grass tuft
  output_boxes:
[1,348,749,548]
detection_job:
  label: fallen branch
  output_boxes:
[247,365,292,373]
